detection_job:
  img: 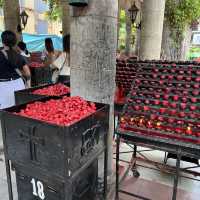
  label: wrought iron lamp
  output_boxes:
[17,10,29,32]
[128,2,141,29]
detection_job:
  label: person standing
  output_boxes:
[52,34,70,83]
[41,38,60,67]
[0,31,31,109]
[17,41,31,64]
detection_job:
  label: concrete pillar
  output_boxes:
[139,0,165,60]
[3,0,22,40]
[70,0,118,176]
[125,8,132,56]
[60,0,70,35]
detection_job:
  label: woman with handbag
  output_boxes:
[0,31,31,109]
[52,34,70,83]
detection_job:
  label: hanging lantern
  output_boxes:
[68,0,88,7]
[20,10,29,29]
[128,2,139,24]
[17,10,29,32]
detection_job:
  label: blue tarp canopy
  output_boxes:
[0,32,63,52]
[23,33,63,52]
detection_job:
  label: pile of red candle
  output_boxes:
[14,96,96,126]
[115,60,137,91]
[32,83,70,96]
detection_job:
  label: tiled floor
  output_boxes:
[115,143,200,200]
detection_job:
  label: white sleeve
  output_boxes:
[53,53,66,70]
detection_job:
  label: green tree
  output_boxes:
[43,0,62,21]
[162,0,200,60]
[43,0,70,35]
[118,9,136,54]
[0,0,3,7]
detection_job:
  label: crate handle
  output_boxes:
[81,124,100,156]
[47,186,58,194]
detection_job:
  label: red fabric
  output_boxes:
[115,86,126,104]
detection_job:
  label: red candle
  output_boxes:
[186,126,192,135]
[152,74,157,79]
[171,102,177,108]
[179,112,185,118]
[186,77,191,81]
[159,80,164,85]
[145,99,150,104]
[180,103,187,109]
[190,105,196,111]
[192,90,199,96]
[163,95,169,100]
[191,97,197,103]
[154,100,160,105]
[196,70,200,75]
[182,97,187,102]
[162,100,169,106]
[177,75,183,81]
[143,106,149,111]
[147,120,153,128]
[156,122,161,128]
[196,77,200,82]
[170,110,176,115]
[155,94,161,99]
[168,118,175,123]
[134,105,140,111]
[159,108,166,114]
[173,95,179,101]
[194,84,199,89]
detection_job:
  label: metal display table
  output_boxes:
[115,131,200,200]
[115,61,200,200]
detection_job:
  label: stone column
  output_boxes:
[125,8,132,56]
[70,0,118,176]
[139,0,165,60]
[3,0,22,40]
[60,0,70,36]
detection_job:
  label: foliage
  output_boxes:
[118,9,136,51]
[0,0,3,7]
[188,46,200,60]
[119,9,126,49]
[43,0,62,21]
[165,0,200,49]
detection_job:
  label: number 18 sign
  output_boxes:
[31,178,45,200]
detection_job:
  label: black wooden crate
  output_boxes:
[1,98,109,180]
[15,82,70,105]
[31,66,52,87]
[14,159,98,200]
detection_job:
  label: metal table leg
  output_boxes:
[2,119,13,200]
[103,134,108,199]
[5,159,13,200]
[172,153,181,200]
[115,134,120,200]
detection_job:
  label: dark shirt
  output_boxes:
[0,50,26,79]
